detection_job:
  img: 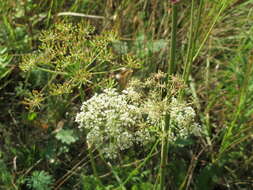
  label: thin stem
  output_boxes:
[167,3,178,77]
[36,66,68,75]
[57,12,108,20]
[122,140,159,186]
[160,3,178,190]
[180,0,205,101]
[107,162,126,190]
[88,146,104,187]
[182,0,195,83]
[192,0,228,62]
[160,114,170,190]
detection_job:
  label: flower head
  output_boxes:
[168,98,202,141]
[75,88,151,159]
[76,76,202,157]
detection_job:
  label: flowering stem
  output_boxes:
[167,2,178,77]
[160,114,170,190]
[180,0,198,100]
[88,146,103,187]
[182,0,195,84]
[160,2,178,190]
[123,140,160,186]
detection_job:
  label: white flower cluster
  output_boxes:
[170,98,195,126]
[75,77,202,157]
[75,88,151,159]
[169,97,201,141]
[143,99,169,126]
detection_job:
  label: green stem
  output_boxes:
[182,0,195,84]
[36,66,68,75]
[180,0,203,100]
[192,0,228,62]
[122,140,159,186]
[160,3,178,190]
[167,3,178,77]
[160,114,170,190]
[88,146,104,187]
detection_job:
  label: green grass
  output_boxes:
[0,0,253,189]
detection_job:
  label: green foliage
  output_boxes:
[81,175,104,190]
[26,171,54,190]
[195,164,222,190]
[133,35,167,58]
[0,158,14,189]
[0,47,13,82]
[0,0,253,189]
[27,112,38,121]
[131,182,154,190]
[55,129,77,145]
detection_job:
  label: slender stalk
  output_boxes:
[180,0,204,100]
[57,12,108,20]
[160,2,178,190]
[160,114,170,190]
[167,4,178,77]
[193,0,204,48]
[192,0,228,62]
[36,66,68,75]
[88,146,104,187]
[182,0,195,84]
[122,140,159,186]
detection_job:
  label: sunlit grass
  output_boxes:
[0,0,253,189]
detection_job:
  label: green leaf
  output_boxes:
[195,164,222,190]
[81,175,103,190]
[131,182,154,190]
[26,171,54,190]
[55,129,77,145]
[0,46,13,80]
[27,112,37,121]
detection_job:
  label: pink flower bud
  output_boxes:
[171,0,180,3]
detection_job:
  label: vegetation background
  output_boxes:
[0,0,253,189]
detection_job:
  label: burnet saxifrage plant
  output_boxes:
[75,73,202,159]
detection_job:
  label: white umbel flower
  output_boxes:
[75,88,151,159]
[168,97,201,141]
[76,79,202,157]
